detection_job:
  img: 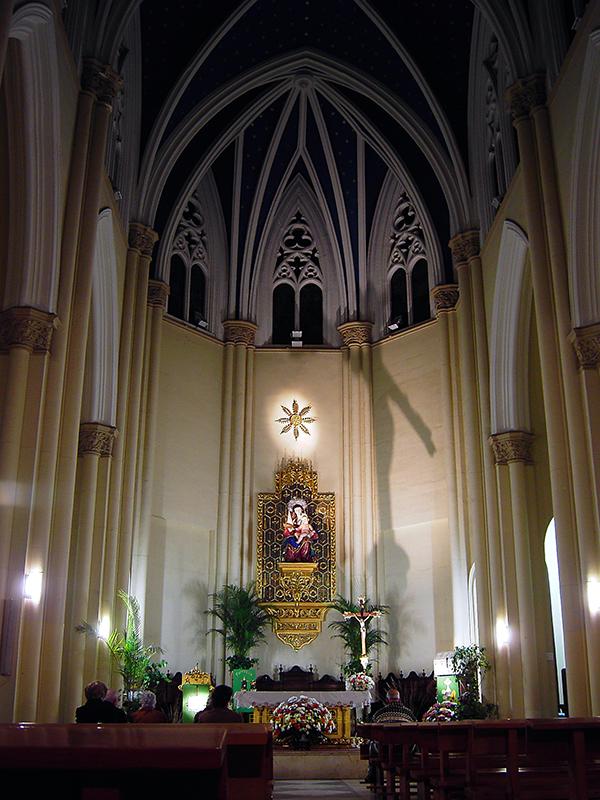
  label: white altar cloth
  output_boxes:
[234,690,371,707]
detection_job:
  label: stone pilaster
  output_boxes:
[490,431,535,465]
[337,321,372,346]
[449,230,480,268]
[81,58,122,106]
[128,223,158,259]
[431,284,459,315]
[223,320,257,346]
[505,74,547,122]
[569,323,600,370]
[147,280,169,310]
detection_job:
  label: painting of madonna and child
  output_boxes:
[282,498,318,562]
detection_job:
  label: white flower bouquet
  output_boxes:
[271,694,335,747]
[346,672,375,691]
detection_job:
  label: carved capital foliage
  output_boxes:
[223,320,258,345]
[81,58,122,105]
[506,74,547,122]
[569,323,600,369]
[337,321,372,346]
[128,223,159,258]
[449,230,480,266]
[0,307,58,353]
[78,423,118,457]
[431,284,459,315]
[489,430,534,465]
[147,280,169,309]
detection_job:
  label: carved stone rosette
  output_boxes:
[223,320,258,346]
[431,284,459,315]
[0,307,58,353]
[337,321,372,346]
[569,323,600,369]
[489,430,534,465]
[147,280,170,310]
[78,423,118,457]
[81,58,123,105]
[506,74,547,123]
[128,223,159,258]
[449,230,480,267]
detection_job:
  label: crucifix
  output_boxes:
[343,596,381,670]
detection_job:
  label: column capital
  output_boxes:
[449,230,480,267]
[337,321,372,346]
[505,74,547,123]
[431,284,459,315]
[223,320,258,345]
[128,223,159,257]
[81,58,123,105]
[0,306,58,353]
[489,430,534,465]
[147,280,169,310]
[78,422,118,457]
[569,322,600,369]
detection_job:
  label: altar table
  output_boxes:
[234,690,371,742]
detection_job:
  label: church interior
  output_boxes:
[0,0,599,793]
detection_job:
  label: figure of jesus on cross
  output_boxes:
[343,596,382,671]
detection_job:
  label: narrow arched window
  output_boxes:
[272,284,295,345]
[168,255,186,319]
[411,259,430,324]
[190,264,206,326]
[300,284,323,345]
[390,268,408,330]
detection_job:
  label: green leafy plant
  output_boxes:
[451,644,497,719]
[76,590,165,700]
[328,595,388,677]
[206,582,271,671]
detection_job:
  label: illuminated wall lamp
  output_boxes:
[23,570,43,604]
[587,579,600,614]
[98,615,111,640]
[496,618,510,647]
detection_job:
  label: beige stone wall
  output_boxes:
[372,322,452,672]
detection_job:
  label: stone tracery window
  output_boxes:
[168,189,208,328]
[272,210,323,345]
[388,192,430,330]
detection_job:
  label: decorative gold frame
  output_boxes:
[256,459,336,650]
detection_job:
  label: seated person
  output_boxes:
[76,680,128,723]
[130,690,168,723]
[194,684,243,723]
[364,687,416,788]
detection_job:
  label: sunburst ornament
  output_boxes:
[276,399,316,440]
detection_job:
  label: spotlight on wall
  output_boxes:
[387,315,404,333]
[587,578,600,614]
[98,615,111,640]
[23,570,43,604]
[496,617,510,647]
[291,330,302,348]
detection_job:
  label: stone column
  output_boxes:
[115,230,156,632]
[36,59,122,721]
[62,423,117,720]
[432,286,469,646]
[337,322,376,601]
[507,76,590,714]
[0,0,14,86]
[490,431,542,716]
[98,224,156,683]
[211,320,257,679]
[132,280,169,637]
[569,324,600,713]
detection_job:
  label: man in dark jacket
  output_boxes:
[194,684,243,723]
[76,680,127,723]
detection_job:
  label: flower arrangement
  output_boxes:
[422,700,459,722]
[271,695,335,747]
[346,672,375,691]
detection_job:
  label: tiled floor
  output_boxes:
[274,780,373,798]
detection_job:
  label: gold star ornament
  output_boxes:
[276,399,316,440]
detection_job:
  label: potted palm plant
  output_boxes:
[328,595,388,677]
[77,589,167,710]
[206,581,271,695]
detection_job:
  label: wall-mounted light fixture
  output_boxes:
[98,615,111,640]
[23,570,43,604]
[496,617,510,647]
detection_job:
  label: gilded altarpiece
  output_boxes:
[256,460,336,650]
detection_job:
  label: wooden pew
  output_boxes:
[0,723,228,799]
[194,723,273,800]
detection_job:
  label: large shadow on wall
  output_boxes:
[369,353,437,671]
